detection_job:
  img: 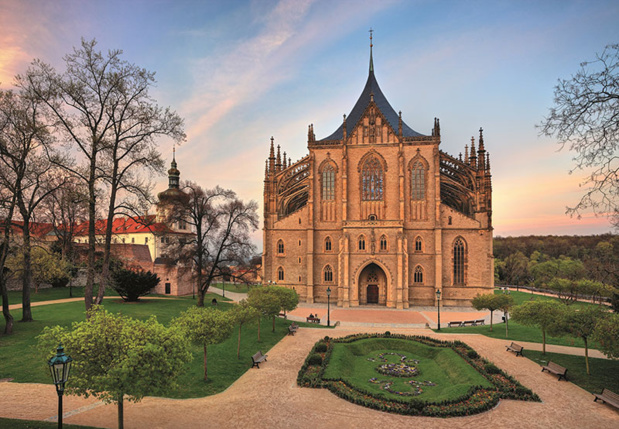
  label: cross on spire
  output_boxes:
[369,28,374,73]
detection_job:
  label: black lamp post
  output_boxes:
[326,287,331,327]
[48,344,72,429]
[436,289,441,331]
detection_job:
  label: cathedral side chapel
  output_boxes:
[262,38,494,308]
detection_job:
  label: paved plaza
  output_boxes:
[1,292,617,428]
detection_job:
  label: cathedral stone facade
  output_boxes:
[262,48,493,308]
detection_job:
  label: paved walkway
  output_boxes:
[1,326,617,428]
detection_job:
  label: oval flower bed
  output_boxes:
[297,333,540,418]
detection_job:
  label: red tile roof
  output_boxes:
[73,216,178,236]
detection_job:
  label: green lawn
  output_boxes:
[524,350,619,394]
[323,337,492,402]
[210,283,253,294]
[5,286,121,304]
[434,290,603,348]
[0,296,319,398]
[0,418,98,429]
[496,289,600,309]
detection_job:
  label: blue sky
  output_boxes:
[2,0,619,247]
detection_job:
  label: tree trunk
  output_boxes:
[97,157,120,306]
[1,277,14,335]
[85,156,97,314]
[272,315,275,332]
[257,318,261,342]
[203,343,208,380]
[117,394,124,429]
[505,312,509,337]
[237,324,242,359]
[489,311,493,332]
[20,225,33,322]
[542,329,546,355]
[584,337,590,375]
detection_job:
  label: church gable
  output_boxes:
[349,101,399,145]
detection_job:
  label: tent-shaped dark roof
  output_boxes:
[320,53,424,141]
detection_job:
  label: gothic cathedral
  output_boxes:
[262,44,493,308]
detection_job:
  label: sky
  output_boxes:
[1,0,618,249]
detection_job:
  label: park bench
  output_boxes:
[448,321,462,328]
[251,351,268,368]
[506,342,524,357]
[462,320,476,327]
[277,312,287,319]
[541,361,568,381]
[594,388,619,410]
[306,316,321,324]
[288,324,298,336]
[474,319,485,325]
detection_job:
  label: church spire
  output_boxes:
[369,28,374,74]
[167,145,180,189]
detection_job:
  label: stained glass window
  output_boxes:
[411,161,425,200]
[453,238,466,285]
[322,165,335,200]
[362,157,383,201]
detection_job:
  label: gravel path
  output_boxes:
[1,326,617,429]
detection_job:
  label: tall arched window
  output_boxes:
[358,235,366,251]
[278,266,285,281]
[453,238,466,285]
[415,236,423,252]
[277,239,284,255]
[362,156,383,201]
[380,235,387,251]
[325,236,332,252]
[411,161,425,200]
[322,165,335,200]
[324,265,333,282]
[414,266,424,284]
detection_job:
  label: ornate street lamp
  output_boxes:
[48,344,72,429]
[435,289,441,331]
[326,287,331,327]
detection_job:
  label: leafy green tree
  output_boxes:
[247,286,281,339]
[111,268,160,302]
[271,285,299,318]
[593,313,619,359]
[512,300,566,354]
[496,294,515,337]
[37,306,191,429]
[173,307,234,380]
[503,251,530,289]
[560,305,606,375]
[6,247,70,293]
[230,299,259,359]
[471,293,502,332]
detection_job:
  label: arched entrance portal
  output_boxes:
[358,263,387,305]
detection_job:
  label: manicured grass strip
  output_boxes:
[323,338,492,402]
[210,283,253,294]
[494,289,600,309]
[524,350,619,394]
[0,418,98,429]
[5,286,121,304]
[0,296,311,398]
[433,321,598,348]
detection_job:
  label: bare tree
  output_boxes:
[166,182,258,307]
[540,44,619,223]
[0,89,59,324]
[19,38,185,311]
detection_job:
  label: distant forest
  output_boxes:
[494,234,619,261]
[493,234,619,300]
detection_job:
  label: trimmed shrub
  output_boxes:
[467,349,479,359]
[111,268,160,301]
[315,343,328,353]
[308,354,323,366]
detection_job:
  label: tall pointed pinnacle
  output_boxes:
[167,145,180,189]
[369,28,374,74]
[276,144,282,172]
[171,144,177,169]
[268,136,275,174]
[478,127,485,152]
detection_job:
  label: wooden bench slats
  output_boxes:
[541,361,568,381]
[594,388,619,409]
[306,317,320,323]
[506,342,524,357]
[251,351,267,368]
